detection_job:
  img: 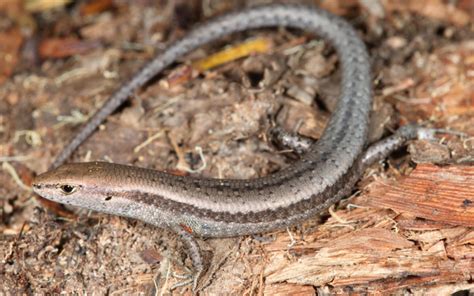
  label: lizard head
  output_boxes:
[32,162,126,212]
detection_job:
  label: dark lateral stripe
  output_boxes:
[112,164,359,224]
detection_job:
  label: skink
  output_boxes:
[32,4,432,289]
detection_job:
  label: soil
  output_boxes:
[1,0,473,295]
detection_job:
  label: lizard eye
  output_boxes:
[58,184,77,195]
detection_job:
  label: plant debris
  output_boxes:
[1,0,473,294]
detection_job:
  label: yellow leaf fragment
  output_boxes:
[25,0,72,12]
[193,37,272,71]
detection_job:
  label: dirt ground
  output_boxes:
[1,0,473,295]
